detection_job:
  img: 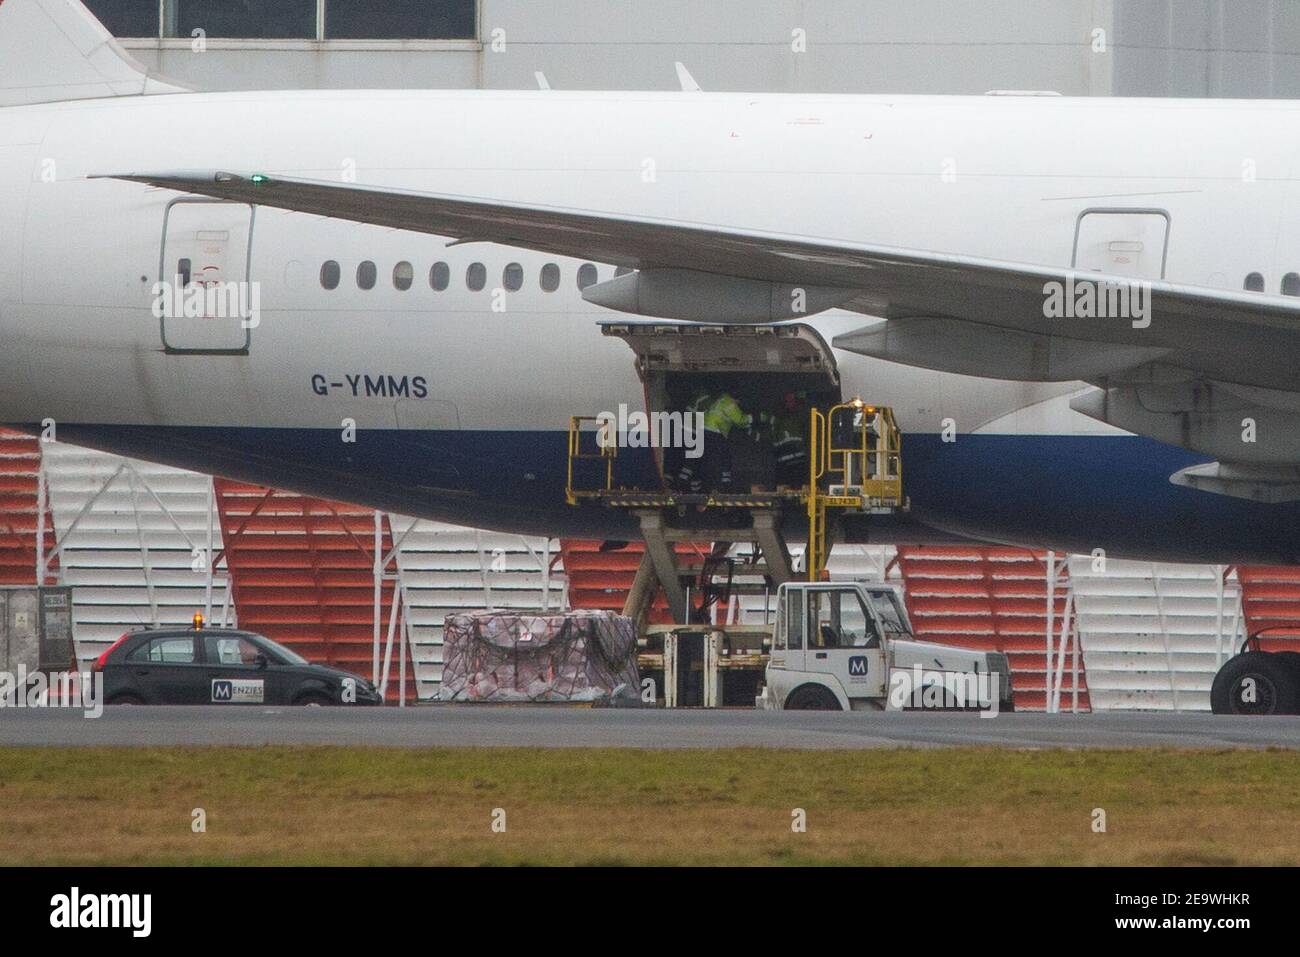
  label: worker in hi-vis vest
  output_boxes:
[672,391,713,492]
[771,391,809,489]
[700,391,752,490]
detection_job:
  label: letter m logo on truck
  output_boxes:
[848,656,869,679]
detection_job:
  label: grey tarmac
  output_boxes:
[0,705,1298,749]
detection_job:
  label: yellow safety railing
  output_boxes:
[806,400,905,581]
[566,415,617,505]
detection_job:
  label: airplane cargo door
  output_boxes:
[598,320,842,488]
[1072,209,1169,279]
[159,199,256,355]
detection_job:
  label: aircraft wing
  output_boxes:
[102,169,1300,500]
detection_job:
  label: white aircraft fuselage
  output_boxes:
[2,89,1297,561]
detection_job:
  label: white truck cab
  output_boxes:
[761,581,1014,712]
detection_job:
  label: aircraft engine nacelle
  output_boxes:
[581,268,858,323]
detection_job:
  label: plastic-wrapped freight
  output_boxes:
[439,610,641,703]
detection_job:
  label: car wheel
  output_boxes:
[295,691,333,707]
[1211,652,1300,715]
[107,693,145,706]
[784,685,842,711]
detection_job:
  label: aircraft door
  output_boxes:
[1072,209,1169,280]
[158,198,256,355]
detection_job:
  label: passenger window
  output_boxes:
[1283,273,1300,297]
[1245,272,1265,292]
[357,261,377,290]
[540,263,560,292]
[204,636,265,666]
[467,262,486,292]
[177,257,192,287]
[430,261,450,292]
[503,262,524,292]
[393,261,413,291]
[129,637,195,664]
[320,260,341,290]
[773,593,787,650]
[577,263,598,290]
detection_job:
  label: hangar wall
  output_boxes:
[106,0,1300,99]
[1114,0,1300,97]
[116,0,1114,95]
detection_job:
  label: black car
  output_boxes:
[95,627,383,706]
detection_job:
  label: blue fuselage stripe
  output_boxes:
[23,424,1300,564]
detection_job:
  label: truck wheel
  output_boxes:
[1210,652,1300,715]
[1276,651,1300,680]
[784,685,842,711]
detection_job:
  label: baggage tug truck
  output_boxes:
[758,580,1014,712]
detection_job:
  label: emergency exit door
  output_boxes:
[1072,209,1170,279]
[159,198,256,355]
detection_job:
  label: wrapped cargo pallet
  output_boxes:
[439,610,641,703]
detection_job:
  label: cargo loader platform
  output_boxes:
[566,399,908,630]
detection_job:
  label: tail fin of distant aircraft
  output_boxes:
[0,0,188,107]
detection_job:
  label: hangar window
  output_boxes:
[82,0,160,37]
[393,261,414,291]
[320,261,341,290]
[430,262,450,292]
[467,262,487,292]
[325,0,476,39]
[164,0,317,39]
[86,0,479,40]
[540,263,561,293]
[1245,272,1265,292]
[357,261,377,290]
[1283,273,1300,297]
[503,263,524,292]
[577,264,599,290]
